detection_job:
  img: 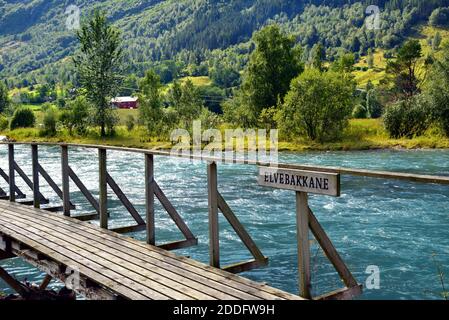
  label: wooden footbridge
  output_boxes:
[1,143,448,300]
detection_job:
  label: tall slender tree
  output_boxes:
[0,81,10,114]
[74,11,123,137]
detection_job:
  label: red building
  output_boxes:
[111,97,139,109]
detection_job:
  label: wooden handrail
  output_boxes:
[1,142,448,185]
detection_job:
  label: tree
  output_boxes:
[138,70,164,135]
[433,32,442,51]
[276,69,355,142]
[241,24,304,120]
[173,79,203,129]
[332,53,355,73]
[60,96,91,135]
[429,7,449,27]
[0,81,10,114]
[311,43,325,72]
[427,44,449,136]
[367,49,375,69]
[73,11,123,137]
[386,40,422,99]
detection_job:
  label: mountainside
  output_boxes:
[1,0,449,86]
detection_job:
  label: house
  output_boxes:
[111,96,139,109]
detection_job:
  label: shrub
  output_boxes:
[60,97,91,135]
[0,115,8,131]
[125,115,135,131]
[10,108,35,130]
[383,96,430,139]
[352,105,367,119]
[41,107,58,136]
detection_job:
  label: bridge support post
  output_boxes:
[145,154,155,245]
[31,144,40,209]
[61,145,71,217]
[296,191,311,299]
[8,144,15,202]
[207,161,220,268]
[99,148,108,229]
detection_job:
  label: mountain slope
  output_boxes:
[1,0,449,86]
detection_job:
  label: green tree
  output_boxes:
[311,43,325,72]
[138,70,164,135]
[73,11,123,137]
[386,40,422,99]
[276,69,355,142]
[60,96,91,135]
[0,81,10,114]
[433,32,442,51]
[332,53,355,73]
[241,24,304,121]
[367,49,375,69]
[172,80,203,129]
[427,44,449,136]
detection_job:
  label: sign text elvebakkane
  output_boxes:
[258,167,340,197]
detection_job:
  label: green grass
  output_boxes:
[2,119,449,152]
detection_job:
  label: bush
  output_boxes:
[125,115,135,131]
[10,108,35,130]
[0,115,8,131]
[41,107,58,136]
[276,69,355,142]
[383,96,430,139]
[60,97,91,135]
[352,105,367,119]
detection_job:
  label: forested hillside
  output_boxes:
[1,0,449,87]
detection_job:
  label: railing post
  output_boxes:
[296,191,311,299]
[31,144,40,208]
[145,154,155,245]
[8,144,15,202]
[207,161,220,268]
[61,145,71,216]
[99,148,108,229]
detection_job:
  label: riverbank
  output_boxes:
[1,119,449,152]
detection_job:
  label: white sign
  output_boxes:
[258,167,340,197]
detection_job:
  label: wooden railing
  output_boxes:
[1,142,448,300]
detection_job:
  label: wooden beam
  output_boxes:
[8,143,15,202]
[207,162,220,268]
[157,238,198,251]
[217,192,266,262]
[109,224,146,234]
[153,181,196,240]
[98,148,108,229]
[39,275,53,290]
[0,250,15,260]
[13,161,48,204]
[308,207,359,289]
[72,213,99,222]
[0,167,25,199]
[315,285,363,300]
[68,166,100,213]
[31,144,40,209]
[145,154,155,245]
[223,258,269,274]
[296,191,311,299]
[61,145,71,217]
[0,265,31,297]
[106,173,145,225]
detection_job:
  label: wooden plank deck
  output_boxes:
[0,201,303,300]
